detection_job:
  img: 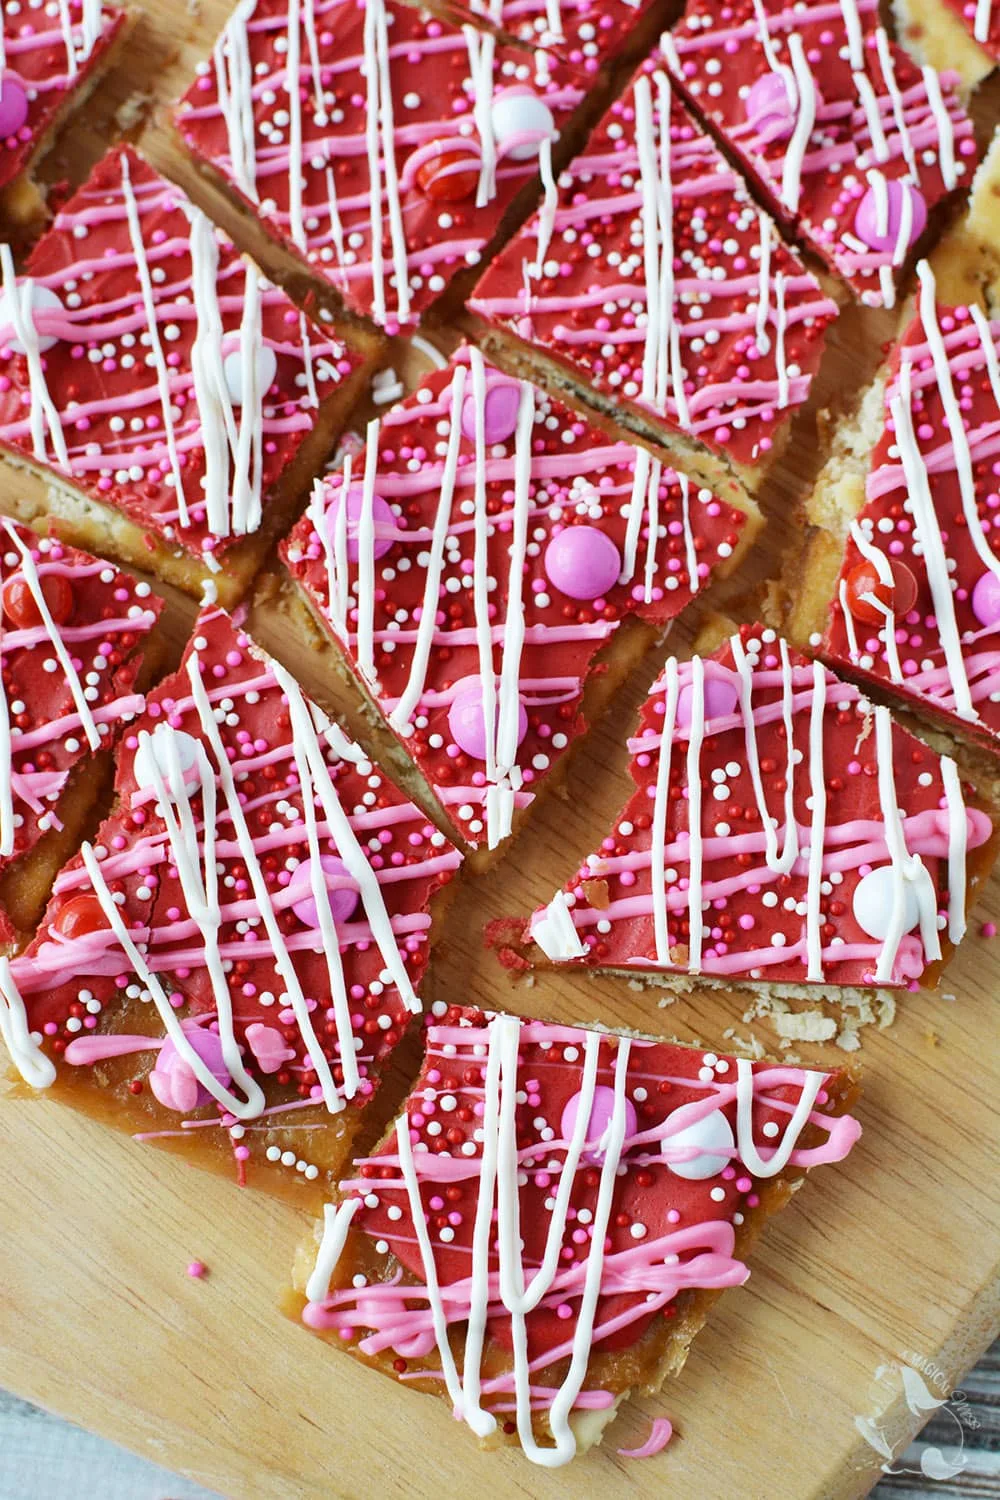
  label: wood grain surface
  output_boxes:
[2,1340,997,1498]
[0,2,999,1499]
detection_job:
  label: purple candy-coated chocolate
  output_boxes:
[327,485,397,563]
[744,73,795,141]
[287,854,360,927]
[447,674,528,760]
[971,569,1000,627]
[560,1084,638,1162]
[676,666,740,731]
[853,179,928,253]
[149,1025,231,1113]
[543,525,622,601]
[460,378,522,445]
[0,77,28,138]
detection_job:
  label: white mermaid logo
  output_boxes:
[855,1357,975,1481]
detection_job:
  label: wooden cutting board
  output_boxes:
[1,3,999,1498]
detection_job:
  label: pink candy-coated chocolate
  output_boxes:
[287,854,360,927]
[327,486,397,563]
[560,1083,638,1161]
[460,379,521,445]
[149,1025,231,1113]
[971,570,1000,627]
[544,525,622,601]
[447,675,528,760]
[853,180,928,253]
[676,666,740,729]
[743,73,795,141]
[0,77,28,137]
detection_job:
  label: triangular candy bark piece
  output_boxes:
[0,517,162,940]
[0,1,127,227]
[802,262,1000,762]
[525,622,995,988]
[175,0,589,333]
[294,1004,861,1463]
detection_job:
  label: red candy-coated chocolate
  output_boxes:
[415,150,480,203]
[843,560,918,625]
[52,892,109,939]
[2,570,74,627]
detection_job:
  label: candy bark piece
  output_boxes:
[469,55,837,480]
[790,256,1000,766]
[282,345,759,864]
[174,0,588,335]
[522,622,995,990]
[292,1004,861,1464]
[0,516,162,941]
[0,145,374,604]
[0,606,461,1197]
[0,0,127,233]
[663,0,977,308]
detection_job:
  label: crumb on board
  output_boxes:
[771,1011,838,1043]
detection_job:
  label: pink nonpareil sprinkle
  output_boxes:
[981,921,997,939]
[617,1416,674,1460]
[186,1260,208,1279]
